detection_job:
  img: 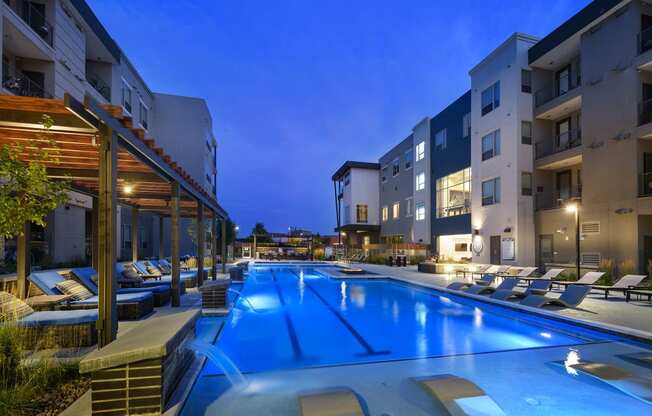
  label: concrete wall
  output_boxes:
[413,118,431,244]
[342,168,380,226]
[379,135,414,240]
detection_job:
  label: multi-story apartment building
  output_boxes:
[0,0,219,264]
[379,135,414,244]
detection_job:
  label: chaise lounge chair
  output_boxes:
[491,278,552,301]
[0,291,97,349]
[626,289,652,302]
[520,284,592,308]
[448,274,495,291]
[474,265,510,279]
[413,374,505,415]
[509,267,538,278]
[518,268,564,285]
[553,271,604,289]
[299,387,367,416]
[29,271,154,320]
[464,278,519,295]
[71,267,171,307]
[118,262,195,289]
[591,275,647,300]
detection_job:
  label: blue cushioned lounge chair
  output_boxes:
[125,261,197,289]
[29,271,153,320]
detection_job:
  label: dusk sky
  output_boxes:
[87,0,589,236]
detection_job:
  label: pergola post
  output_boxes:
[221,218,227,274]
[131,206,139,264]
[15,222,30,300]
[170,182,181,307]
[211,216,218,279]
[97,126,118,347]
[158,216,165,260]
[91,196,99,270]
[196,202,205,287]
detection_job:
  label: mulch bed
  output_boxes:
[33,377,90,416]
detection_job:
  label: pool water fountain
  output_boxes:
[227,288,261,313]
[187,339,248,388]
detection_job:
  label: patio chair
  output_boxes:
[465,278,519,295]
[626,289,652,302]
[71,267,171,307]
[520,284,592,308]
[413,374,505,415]
[447,274,494,291]
[491,278,552,301]
[558,360,652,405]
[510,267,538,278]
[553,271,605,289]
[478,265,511,277]
[518,268,565,285]
[0,291,97,349]
[299,387,367,416]
[455,264,488,280]
[118,262,196,289]
[29,271,154,320]
[591,275,647,300]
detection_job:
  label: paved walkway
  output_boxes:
[351,263,652,335]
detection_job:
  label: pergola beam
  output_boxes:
[131,206,139,263]
[15,222,30,300]
[221,219,227,274]
[170,182,181,307]
[196,202,205,287]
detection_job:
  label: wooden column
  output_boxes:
[158,216,165,260]
[98,126,118,347]
[91,196,99,270]
[16,222,30,300]
[221,218,227,274]
[196,202,205,287]
[170,182,181,307]
[211,217,218,280]
[131,206,139,264]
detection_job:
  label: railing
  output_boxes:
[639,172,652,197]
[534,72,581,107]
[639,99,652,126]
[86,72,111,102]
[534,129,582,159]
[3,0,54,47]
[2,67,52,98]
[535,188,581,211]
[638,26,652,55]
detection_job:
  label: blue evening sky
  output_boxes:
[87,0,589,235]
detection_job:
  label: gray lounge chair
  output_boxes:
[448,274,494,291]
[592,275,647,299]
[518,268,564,285]
[626,289,652,302]
[299,387,367,416]
[520,284,592,308]
[413,374,505,415]
[465,278,519,295]
[553,271,604,289]
[491,278,552,301]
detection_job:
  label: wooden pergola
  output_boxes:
[0,94,229,347]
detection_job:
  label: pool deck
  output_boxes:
[347,262,652,335]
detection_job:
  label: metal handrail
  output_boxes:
[87,71,111,102]
[534,129,582,159]
[534,72,581,107]
[4,0,54,46]
[2,66,52,98]
[535,188,582,211]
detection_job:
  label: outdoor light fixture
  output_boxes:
[565,202,581,279]
[123,184,134,194]
[565,203,578,213]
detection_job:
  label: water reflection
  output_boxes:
[473,307,483,328]
[340,281,347,311]
[564,349,581,376]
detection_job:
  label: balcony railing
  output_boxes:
[639,98,652,126]
[638,26,652,55]
[2,67,52,98]
[534,129,582,159]
[534,72,581,107]
[3,0,54,47]
[535,188,582,211]
[87,72,111,102]
[639,172,652,197]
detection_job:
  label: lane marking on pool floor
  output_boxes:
[270,269,304,360]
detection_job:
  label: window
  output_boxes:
[455,243,469,252]
[392,202,400,219]
[521,121,532,145]
[462,113,471,138]
[392,158,400,176]
[381,166,388,183]
[406,197,413,217]
[382,206,389,222]
[121,80,132,114]
[416,172,425,191]
[415,202,425,221]
[481,81,500,116]
[521,69,532,93]
[404,149,413,169]
[481,130,500,161]
[436,168,471,218]
[521,172,532,196]
[416,141,425,161]
[344,172,350,186]
[139,101,148,130]
[481,177,501,206]
[356,204,368,223]
[434,129,447,151]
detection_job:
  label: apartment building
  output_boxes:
[0,0,219,264]
[379,135,414,243]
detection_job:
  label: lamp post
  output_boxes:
[565,202,580,280]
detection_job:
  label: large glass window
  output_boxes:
[139,101,148,130]
[392,158,400,176]
[481,81,500,116]
[404,149,413,169]
[382,206,388,222]
[521,69,532,93]
[122,80,132,114]
[415,202,425,221]
[482,177,501,206]
[481,129,501,161]
[462,113,471,138]
[392,202,400,219]
[521,172,532,196]
[434,129,446,151]
[436,168,471,218]
[416,141,425,161]
[416,172,425,191]
[356,204,368,223]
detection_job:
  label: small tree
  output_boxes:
[251,222,271,242]
[0,115,69,239]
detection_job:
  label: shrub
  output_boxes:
[409,255,426,265]
[365,255,386,265]
[598,258,615,286]
[618,258,635,279]
[0,326,22,390]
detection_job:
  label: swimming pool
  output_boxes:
[181,265,652,415]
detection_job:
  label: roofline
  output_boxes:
[379,134,413,161]
[332,161,380,181]
[69,0,120,62]
[469,32,539,75]
[528,0,625,65]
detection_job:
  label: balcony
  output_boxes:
[534,129,582,170]
[86,71,111,102]
[2,66,52,98]
[639,99,652,126]
[3,0,54,47]
[639,172,652,197]
[534,73,582,120]
[535,72,581,107]
[535,188,581,211]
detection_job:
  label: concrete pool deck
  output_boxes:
[346,262,652,335]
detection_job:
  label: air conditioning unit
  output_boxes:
[580,221,600,235]
[581,252,601,267]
